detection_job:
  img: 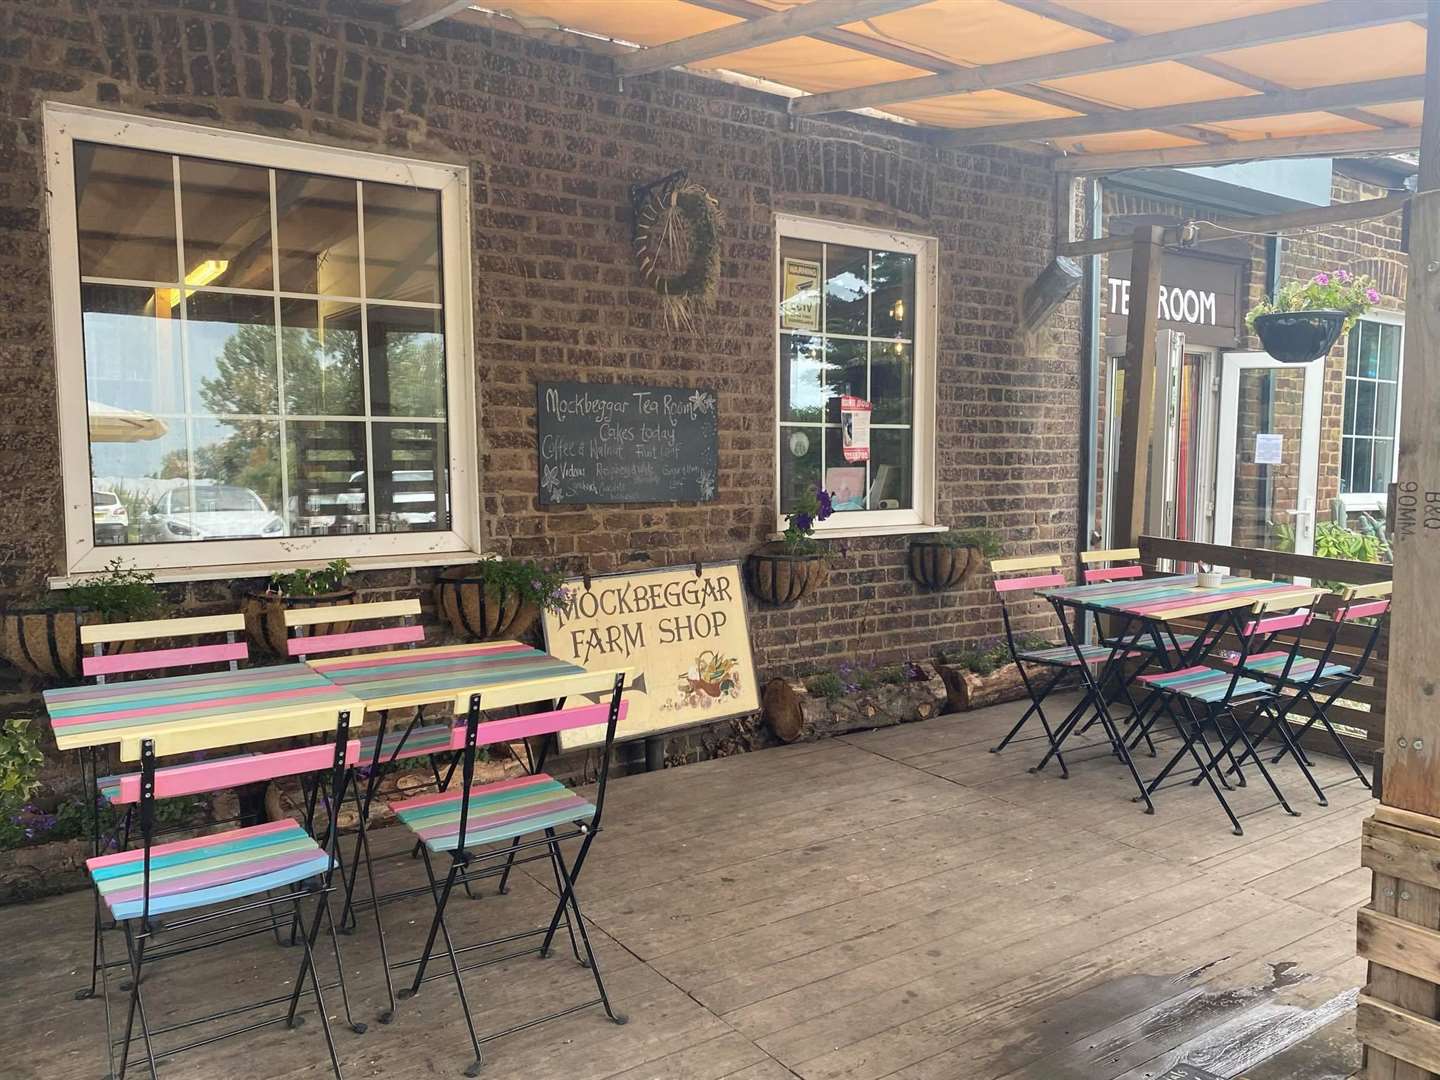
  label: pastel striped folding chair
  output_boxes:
[1246,580,1391,793]
[1132,590,1322,835]
[988,554,1118,775]
[76,613,250,1001]
[86,709,360,1080]
[1081,548,1214,660]
[384,676,628,1075]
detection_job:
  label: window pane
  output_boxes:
[171,420,285,540]
[1378,323,1401,381]
[870,340,913,424]
[1352,380,1376,437]
[779,426,821,513]
[367,305,446,417]
[372,423,448,532]
[781,334,831,422]
[1346,324,1359,377]
[824,244,869,335]
[1374,438,1395,493]
[75,144,178,283]
[779,237,822,332]
[276,172,360,296]
[287,420,368,535]
[867,428,913,510]
[281,299,363,416]
[1357,321,1380,379]
[364,181,441,304]
[1343,379,1358,436]
[82,284,184,415]
[871,251,915,339]
[91,426,188,546]
[1340,436,1354,494]
[179,157,271,290]
[184,291,278,415]
[1352,439,1374,496]
[139,472,283,542]
[1375,381,1398,440]
[823,339,867,422]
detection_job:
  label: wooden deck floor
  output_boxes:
[0,697,1375,1080]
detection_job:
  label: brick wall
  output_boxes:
[1089,172,1407,545]
[0,3,1079,748]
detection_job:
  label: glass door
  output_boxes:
[1214,352,1323,556]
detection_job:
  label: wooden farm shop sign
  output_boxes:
[537,381,719,504]
[542,564,759,749]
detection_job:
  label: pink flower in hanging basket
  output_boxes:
[1312,272,1330,286]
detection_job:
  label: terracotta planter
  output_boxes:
[0,608,136,681]
[909,541,980,591]
[746,545,828,607]
[242,587,357,657]
[435,565,541,642]
[1253,309,1345,364]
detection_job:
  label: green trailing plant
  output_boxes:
[920,528,1004,558]
[939,634,1051,677]
[1247,267,1378,336]
[804,671,845,700]
[269,558,350,597]
[780,485,835,554]
[0,718,44,813]
[462,557,572,614]
[803,660,927,699]
[0,790,203,851]
[41,559,166,620]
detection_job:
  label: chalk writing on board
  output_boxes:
[537,382,719,505]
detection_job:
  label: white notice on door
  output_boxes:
[1254,433,1283,465]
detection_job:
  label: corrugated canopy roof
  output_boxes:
[390,0,1429,172]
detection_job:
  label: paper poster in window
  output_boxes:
[825,466,866,511]
[1254,433,1283,465]
[781,257,821,331]
[840,395,871,462]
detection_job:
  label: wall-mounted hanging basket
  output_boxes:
[1252,310,1345,364]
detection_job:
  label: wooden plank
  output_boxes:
[1111,227,1164,549]
[393,0,471,32]
[1358,994,1440,1076]
[989,553,1063,573]
[941,76,1424,149]
[1375,807,1440,841]
[787,0,1427,116]
[1382,2,1440,823]
[1061,193,1414,258]
[1362,818,1440,890]
[612,0,927,78]
[1138,536,1394,585]
[1055,129,1423,175]
[1081,547,1141,564]
[1360,907,1440,984]
[283,597,421,627]
[79,611,245,644]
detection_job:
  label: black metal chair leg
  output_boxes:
[1226,710,1299,817]
[541,829,583,965]
[356,813,399,1023]
[285,892,345,1080]
[496,835,523,895]
[548,837,625,1025]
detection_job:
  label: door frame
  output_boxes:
[1214,350,1324,555]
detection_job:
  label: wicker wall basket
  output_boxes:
[241,588,358,657]
[434,566,541,642]
[745,545,828,607]
[908,540,981,591]
[0,608,135,681]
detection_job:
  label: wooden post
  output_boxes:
[1358,6,1440,1079]
[1108,225,1164,548]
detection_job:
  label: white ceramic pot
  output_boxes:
[1196,570,1224,589]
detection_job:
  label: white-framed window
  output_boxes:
[1340,312,1403,512]
[43,103,479,578]
[773,215,937,536]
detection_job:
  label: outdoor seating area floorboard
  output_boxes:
[0,695,1373,1080]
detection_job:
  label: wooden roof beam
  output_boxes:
[612,0,929,78]
[394,0,472,32]
[1006,0,1404,131]
[940,75,1425,149]
[1053,128,1423,175]
[788,0,1429,116]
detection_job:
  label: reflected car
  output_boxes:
[140,483,286,542]
[347,470,443,527]
[93,490,128,544]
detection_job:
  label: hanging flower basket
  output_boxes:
[242,588,357,657]
[1252,310,1346,364]
[0,608,135,681]
[909,537,991,591]
[746,544,828,607]
[435,565,542,642]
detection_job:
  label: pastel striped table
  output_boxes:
[43,664,364,761]
[1044,574,1320,622]
[304,640,626,715]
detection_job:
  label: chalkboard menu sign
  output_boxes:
[537,381,719,505]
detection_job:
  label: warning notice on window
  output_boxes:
[840,395,871,462]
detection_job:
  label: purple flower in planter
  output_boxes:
[1366,288,1381,304]
[1313,272,1330,286]
[1335,268,1351,283]
[815,487,835,521]
[791,511,813,534]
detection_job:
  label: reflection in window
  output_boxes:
[1342,319,1402,497]
[75,141,450,546]
[778,232,917,515]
